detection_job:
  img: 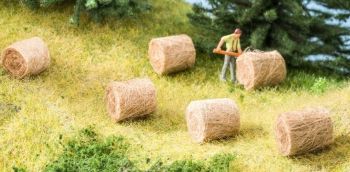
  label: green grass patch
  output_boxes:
[44,127,236,172]
[148,153,236,172]
[45,127,138,172]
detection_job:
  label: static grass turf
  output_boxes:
[44,128,139,172]
[43,127,236,172]
[0,0,350,171]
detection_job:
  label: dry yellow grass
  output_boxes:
[0,1,349,171]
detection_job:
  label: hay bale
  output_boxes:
[148,34,196,75]
[236,50,286,90]
[105,78,157,122]
[185,98,240,143]
[274,108,333,156]
[1,37,50,78]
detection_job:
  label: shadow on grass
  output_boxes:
[203,124,268,145]
[246,67,349,94]
[118,115,153,124]
[238,124,269,139]
[291,134,350,170]
[0,102,21,126]
[116,111,186,133]
[158,54,223,85]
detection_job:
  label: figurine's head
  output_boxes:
[233,28,242,38]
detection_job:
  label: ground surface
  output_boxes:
[0,1,349,171]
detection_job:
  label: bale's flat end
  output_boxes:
[1,37,50,78]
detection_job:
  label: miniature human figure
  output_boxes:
[214,28,242,83]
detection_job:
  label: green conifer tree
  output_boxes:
[188,0,350,73]
[20,0,151,25]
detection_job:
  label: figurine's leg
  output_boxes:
[229,57,237,83]
[220,55,230,81]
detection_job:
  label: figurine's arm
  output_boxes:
[215,37,225,51]
[237,40,242,54]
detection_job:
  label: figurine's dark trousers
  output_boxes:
[220,55,236,83]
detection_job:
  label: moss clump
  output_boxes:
[44,128,139,172]
[147,154,236,172]
[45,127,236,172]
[207,153,237,172]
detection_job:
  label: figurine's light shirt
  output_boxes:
[222,34,241,52]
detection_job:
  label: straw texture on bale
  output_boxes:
[275,108,333,156]
[148,34,196,75]
[106,78,157,122]
[185,98,240,143]
[236,50,286,90]
[1,37,50,78]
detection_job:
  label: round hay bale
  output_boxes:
[1,37,50,78]
[148,34,196,75]
[274,108,333,156]
[236,50,286,90]
[105,78,157,122]
[185,98,240,143]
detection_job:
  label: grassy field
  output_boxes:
[0,0,349,171]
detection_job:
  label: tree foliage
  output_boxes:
[188,0,350,73]
[20,0,151,24]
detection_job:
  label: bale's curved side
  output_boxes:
[148,34,196,75]
[275,108,333,156]
[106,78,157,122]
[236,50,286,90]
[186,98,240,143]
[1,37,50,78]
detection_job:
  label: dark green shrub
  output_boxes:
[44,128,139,172]
[147,153,236,172]
[45,127,236,172]
[19,0,151,24]
[208,153,236,172]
